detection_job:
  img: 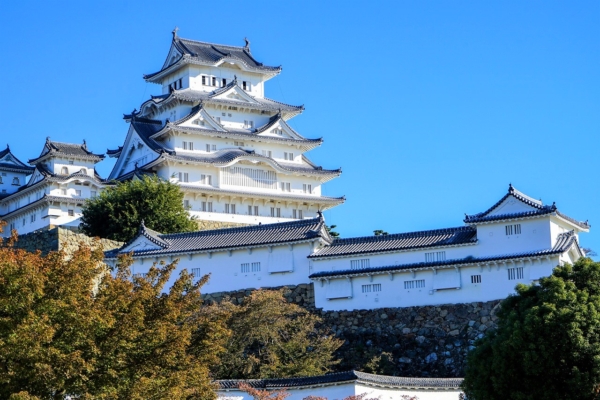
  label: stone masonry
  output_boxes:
[8,227,123,255]
[203,284,501,377]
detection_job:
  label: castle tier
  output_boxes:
[0,139,108,236]
[108,31,344,227]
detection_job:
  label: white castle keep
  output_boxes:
[106,30,344,227]
[0,33,591,313]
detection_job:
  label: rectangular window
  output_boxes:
[262,150,272,158]
[225,204,236,214]
[91,191,97,198]
[243,81,247,90]
[241,263,250,273]
[212,77,216,86]
[183,200,190,209]
[216,117,221,123]
[252,262,261,272]
[201,201,213,212]
[211,144,217,151]
[425,251,446,262]
[61,189,67,195]
[362,284,382,293]
[202,76,207,85]
[206,144,211,152]
[68,209,74,217]
[75,190,82,197]
[30,214,36,223]
[350,259,370,270]
[471,274,482,284]
[293,209,297,219]
[222,78,227,87]
[508,267,524,280]
[178,172,189,183]
[248,205,259,216]
[404,279,426,289]
[191,268,202,281]
[505,224,522,235]
[303,184,312,194]
[234,141,245,147]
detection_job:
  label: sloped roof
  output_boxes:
[29,139,105,164]
[105,215,332,259]
[217,370,462,390]
[310,230,581,279]
[144,35,281,82]
[309,226,477,259]
[137,85,303,117]
[464,184,590,230]
[0,145,35,174]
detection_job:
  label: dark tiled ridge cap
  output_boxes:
[0,163,35,173]
[0,146,34,171]
[309,226,477,259]
[465,207,590,230]
[465,184,544,221]
[29,140,105,164]
[216,370,462,389]
[105,216,329,259]
[309,234,577,280]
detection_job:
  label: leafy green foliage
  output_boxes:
[0,227,224,399]
[207,289,343,379]
[326,224,340,238]
[80,175,197,242]
[373,230,388,236]
[462,258,600,400]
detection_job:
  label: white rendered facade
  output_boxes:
[106,185,589,311]
[0,139,108,237]
[107,32,344,226]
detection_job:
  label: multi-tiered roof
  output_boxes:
[108,31,344,224]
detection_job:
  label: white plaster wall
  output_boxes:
[312,257,560,311]
[474,218,551,256]
[310,244,479,275]
[0,170,28,196]
[48,159,97,176]
[130,242,317,293]
[355,383,462,400]
[186,65,266,98]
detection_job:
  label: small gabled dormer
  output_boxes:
[0,145,34,197]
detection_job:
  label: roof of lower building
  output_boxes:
[217,370,462,390]
[309,226,477,259]
[309,231,581,279]
[464,184,590,230]
[105,215,332,259]
[28,139,105,165]
[144,34,281,82]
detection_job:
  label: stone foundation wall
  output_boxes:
[9,228,123,256]
[202,284,500,377]
[196,220,249,231]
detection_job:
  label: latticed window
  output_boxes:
[508,267,524,280]
[404,279,426,289]
[222,166,277,189]
[350,259,370,270]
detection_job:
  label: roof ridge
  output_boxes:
[333,226,475,244]
[159,216,322,240]
[178,37,247,51]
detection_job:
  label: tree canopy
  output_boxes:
[0,228,224,399]
[80,175,197,242]
[206,289,343,379]
[462,258,600,400]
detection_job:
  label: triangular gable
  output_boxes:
[27,168,47,186]
[175,107,226,132]
[211,85,259,105]
[485,194,540,217]
[120,234,164,253]
[0,151,28,168]
[161,41,184,70]
[109,124,162,180]
[257,118,305,140]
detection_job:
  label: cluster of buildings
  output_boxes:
[1,30,591,399]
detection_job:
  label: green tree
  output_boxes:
[0,226,226,399]
[207,289,343,379]
[326,224,340,238]
[80,175,197,242]
[373,230,388,236]
[462,258,600,400]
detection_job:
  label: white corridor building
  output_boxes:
[105,184,590,311]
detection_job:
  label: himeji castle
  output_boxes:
[0,139,108,235]
[106,184,590,311]
[107,30,344,228]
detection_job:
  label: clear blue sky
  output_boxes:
[0,1,598,253]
